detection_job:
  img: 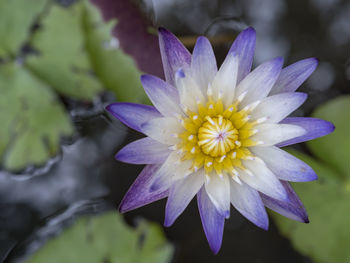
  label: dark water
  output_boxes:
[2,0,350,262]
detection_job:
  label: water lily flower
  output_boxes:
[106,27,334,254]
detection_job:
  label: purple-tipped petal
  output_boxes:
[260,181,309,223]
[119,164,168,213]
[270,58,318,95]
[204,174,231,218]
[106,103,161,133]
[277,117,335,147]
[158,27,191,86]
[230,180,269,230]
[115,137,171,164]
[149,151,182,192]
[197,186,225,254]
[141,74,183,117]
[164,171,204,227]
[228,27,256,83]
[236,57,284,107]
[191,36,217,94]
[251,146,317,182]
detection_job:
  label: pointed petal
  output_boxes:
[277,117,335,147]
[158,27,191,86]
[228,27,256,83]
[175,69,206,112]
[240,160,288,201]
[211,52,239,108]
[191,36,217,94]
[151,158,193,192]
[230,179,269,230]
[236,57,284,108]
[119,164,168,213]
[197,186,225,254]
[115,137,171,164]
[205,174,231,218]
[164,170,204,226]
[150,151,181,192]
[141,74,183,117]
[252,123,306,146]
[106,103,161,132]
[251,146,317,182]
[141,117,183,145]
[251,92,307,123]
[261,181,309,223]
[270,58,318,95]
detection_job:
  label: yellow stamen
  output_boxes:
[177,98,259,178]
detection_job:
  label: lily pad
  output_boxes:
[0,0,48,57]
[26,0,146,102]
[25,1,103,100]
[25,212,174,263]
[307,95,350,178]
[0,63,73,171]
[272,149,350,263]
[83,0,147,103]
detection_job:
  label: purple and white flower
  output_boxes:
[106,27,334,254]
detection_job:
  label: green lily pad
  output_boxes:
[25,212,174,263]
[273,149,350,263]
[0,0,48,57]
[0,63,73,171]
[83,1,147,103]
[25,1,103,100]
[26,0,146,102]
[307,96,350,178]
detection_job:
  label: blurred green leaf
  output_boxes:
[26,0,146,102]
[25,212,174,263]
[26,1,103,100]
[0,63,73,171]
[307,96,350,178]
[0,0,48,57]
[273,149,350,263]
[83,1,147,103]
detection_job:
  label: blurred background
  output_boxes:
[1,0,350,262]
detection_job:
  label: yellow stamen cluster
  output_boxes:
[177,97,260,178]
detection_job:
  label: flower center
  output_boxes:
[177,98,261,178]
[198,116,238,157]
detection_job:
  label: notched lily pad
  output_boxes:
[0,63,73,171]
[83,0,147,103]
[25,212,174,263]
[25,1,103,100]
[26,0,146,102]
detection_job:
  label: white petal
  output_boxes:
[250,92,307,123]
[164,170,205,226]
[205,174,231,218]
[235,57,283,108]
[251,123,306,146]
[211,53,239,108]
[191,36,217,95]
[240,160,288,201]
[141,117,183,145]
[229,179,268,229]
[141,75,184,117]
[175,69,206,112]
[250,146,317,182]
[151,158,193,192]
[150,151,181,192]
